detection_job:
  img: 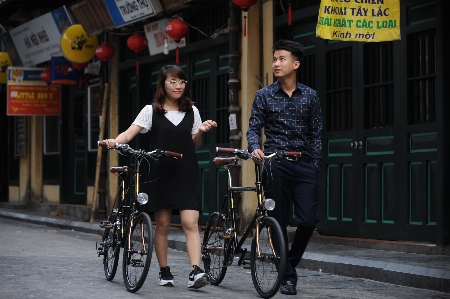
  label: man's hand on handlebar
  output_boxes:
[251,149,265,161]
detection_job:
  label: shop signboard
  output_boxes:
[0,6,72,66]
[7,67,61,116]
[144,18,186,56]
[316,0,400,42]
[103,0,163,28]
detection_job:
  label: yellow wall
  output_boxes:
[43,185,59,203]
[9,186,20,202]
[239,1,275,231]
[30,116,43,202]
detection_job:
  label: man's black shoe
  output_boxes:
[280,281,297,295]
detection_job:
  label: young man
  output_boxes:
[247,39,323,295]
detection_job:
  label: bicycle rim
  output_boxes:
[123,212,153,292]
[103,225,120,281]
[250,217,286,298]
[202,212,228,285]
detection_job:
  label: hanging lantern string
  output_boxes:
[105,19,229,39]
[288,0,292,26]
[136,56,139,75]
[243,15,247,37]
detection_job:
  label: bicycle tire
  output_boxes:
[250,216,286,298]
[122,212,153,293]
[202,212,229,285]
[103,213,120,281]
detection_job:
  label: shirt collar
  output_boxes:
[273,80,303,95]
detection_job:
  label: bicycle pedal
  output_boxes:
[100,221,113,229]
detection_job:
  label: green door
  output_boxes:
[61,88,86,204]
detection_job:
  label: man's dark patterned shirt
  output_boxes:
[247,80,323,167]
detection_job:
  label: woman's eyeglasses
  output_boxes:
[165,80,187,86]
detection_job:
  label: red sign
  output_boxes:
[7,85,61,115]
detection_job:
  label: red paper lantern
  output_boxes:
[40,68,51,85]
[95,42,116,62]
[127,32,148,74]
[166,17,189,65]
[233,0,257,11]
[233,0,258,36]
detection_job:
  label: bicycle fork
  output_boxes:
[125,214,148,267]
[255,218,278,260]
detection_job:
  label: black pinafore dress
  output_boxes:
[144,108,201,213]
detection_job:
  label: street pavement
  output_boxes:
[1,216,450,299]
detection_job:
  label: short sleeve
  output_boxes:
[192,106,202,134]
[132,105,153,133]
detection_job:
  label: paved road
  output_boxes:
[1,217,449,299]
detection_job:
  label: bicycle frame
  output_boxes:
[97,142,181,292]
[203,148,295,297]
[125,155,148,255]
[213,160,276,266]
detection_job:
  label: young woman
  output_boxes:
[103,65,217,289]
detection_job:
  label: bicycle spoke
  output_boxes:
[123,213,153,293]
[202,213,228,285]
[251,217,286,298]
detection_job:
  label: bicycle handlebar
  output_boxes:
[216,147,301,161]
[98,141,182,159]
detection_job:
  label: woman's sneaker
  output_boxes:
[187,265,209,289]
[158,266,174,286]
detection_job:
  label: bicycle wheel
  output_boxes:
[103,214,120,281]
[122,212,153,293]
[202,212,229,285]
[250,216,286,298]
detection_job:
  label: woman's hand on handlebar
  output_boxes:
[102,139,117,148]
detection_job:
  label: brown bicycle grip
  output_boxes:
[216,147,237,153]
[284,151,301,157]
[166,151,182,159]
[98,141,107,147]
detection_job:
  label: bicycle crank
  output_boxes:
[130,259,145,267]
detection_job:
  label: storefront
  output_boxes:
[1,0,448,246]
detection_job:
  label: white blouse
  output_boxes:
[133,105,202,134]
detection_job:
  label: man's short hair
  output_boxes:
[272,39,305,62]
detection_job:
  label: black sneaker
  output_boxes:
[280,281,297,295]
[158,266,174,286]
[187,265,209,289]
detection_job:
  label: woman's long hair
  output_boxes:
[153,65,194,114]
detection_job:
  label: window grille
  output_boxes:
[326,47,353,132]
[215,73,229,144]
[363,42,394,129]
[407,29,437,125]
[191,77,211,144]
